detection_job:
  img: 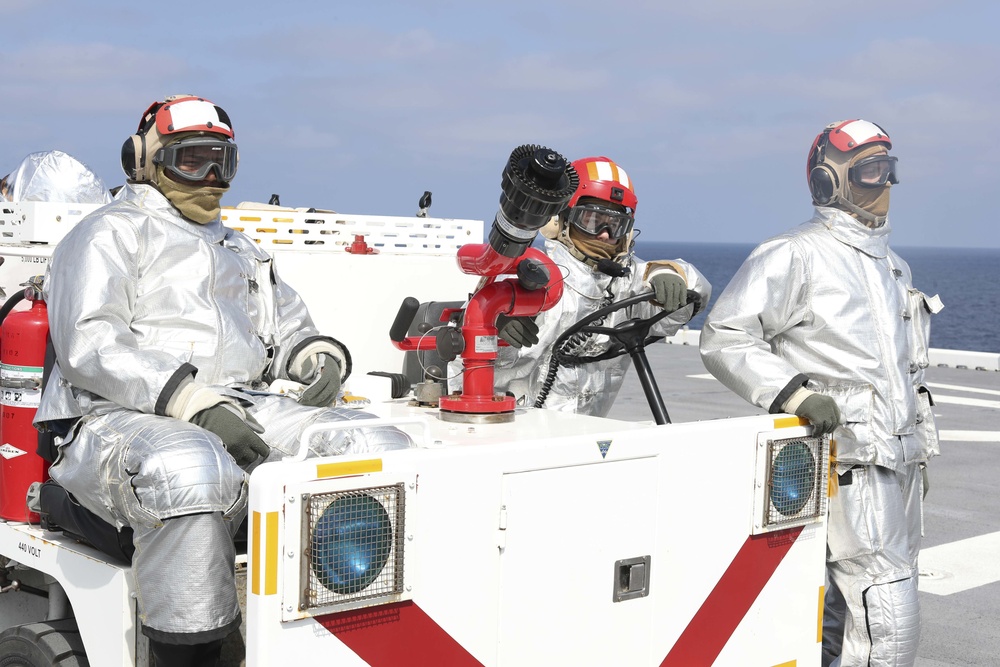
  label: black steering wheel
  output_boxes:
[544,290,679,425]
[552,290,671,367]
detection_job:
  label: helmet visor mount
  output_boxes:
[848,154,898,188]
[567,203,634,240]
[153,137,238,184]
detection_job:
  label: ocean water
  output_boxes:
[633,240,1000,354]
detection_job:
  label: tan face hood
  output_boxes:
[156,165,228,224]
[823,143,892,227]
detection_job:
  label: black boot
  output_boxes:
[149,637,223,667]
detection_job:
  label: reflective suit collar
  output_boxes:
[124,183,228,243]
[813,206,891,259]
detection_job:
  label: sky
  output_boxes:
[3,0,999,249]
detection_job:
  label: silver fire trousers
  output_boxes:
[824,462,923,667]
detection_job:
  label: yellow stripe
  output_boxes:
[773,416,808,428]
[772,662,796,667]
[818,584,825,643]
[265,512,279,596]
[316,458,383,478]
[609,162,620,184]
[586,161,600,181]
[251,511,261,596]
[828,439,838,498]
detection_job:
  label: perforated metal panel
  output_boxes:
[221,209,483,254]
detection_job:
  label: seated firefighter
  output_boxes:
[487,156,711,417]
[0,149,113,204]
[34,95,412,666]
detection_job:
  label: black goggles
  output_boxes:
[848,154,898,188]
[567,203,634,240]
[154,137,239,183]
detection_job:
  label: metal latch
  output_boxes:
[613,555,651,602]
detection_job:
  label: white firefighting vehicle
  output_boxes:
[0,195,829,666]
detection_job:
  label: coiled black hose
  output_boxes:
[534,289,615,409]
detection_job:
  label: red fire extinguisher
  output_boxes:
[0,277,50,523]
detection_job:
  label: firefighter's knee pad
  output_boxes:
[863,576,920,667]
[126,424,247,523]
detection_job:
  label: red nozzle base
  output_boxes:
[438,394,516,424]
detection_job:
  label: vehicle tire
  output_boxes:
[0,619,89,666]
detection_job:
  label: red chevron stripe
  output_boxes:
[317,600,483,667]
[661,526,803,666]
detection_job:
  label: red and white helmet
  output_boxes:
[806,119,891,180]
[140,95,234,141]
[543,156,639,267]
[806,119,898,220]
[568,156,638,211]
[121,95,237,184]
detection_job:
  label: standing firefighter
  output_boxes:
[490,155,711,416]
[699,119,942,667]
[35,95,411,666]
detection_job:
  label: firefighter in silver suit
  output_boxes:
[488,156,711,417]
[34,96,411,665]
[699,120,942,667]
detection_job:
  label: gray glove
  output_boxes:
[649,272,688,312]
[496,314,539,348]
[191,404,269,467]
[794,394,841,436]
[299,353,342,407]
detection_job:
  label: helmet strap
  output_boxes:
[826,193,886,228]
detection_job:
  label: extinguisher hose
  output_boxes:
[0,291,26,325]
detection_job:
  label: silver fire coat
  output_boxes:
[37,183,338,425]
[699,206,940,471]
[491,239,711,417]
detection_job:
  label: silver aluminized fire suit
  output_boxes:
[2,150,112,204]
[699,206,941,667]
[35,183,412,643]
[492,239,711,417]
